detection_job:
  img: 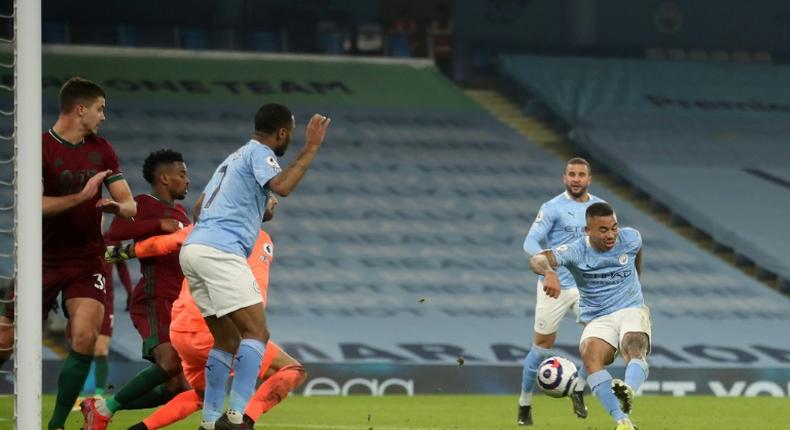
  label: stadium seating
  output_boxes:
[27,50,788,372]
[499,55,790,291]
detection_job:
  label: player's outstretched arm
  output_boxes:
[43,169,109,217]
[98,179,137,219]
[134,225,193,259]
[268,114,331,197]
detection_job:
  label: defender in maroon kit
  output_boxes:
[82,149,191,429]
[0,77,137,430]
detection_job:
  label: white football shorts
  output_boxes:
[580,305,652,352]
[179,243,262,318]
[533,280,581,335]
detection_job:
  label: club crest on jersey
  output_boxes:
[619,254,629,265]
[556,244,569,253]
[535,210,544,223]
[266,156,281,170]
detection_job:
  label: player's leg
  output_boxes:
[564,288,588,418]
[612,306,652,414]
[93,272,114,399]
[133,330,213,430]
[114,261,133,311]
[0,278,13,367]
[212,303,269,428]
[93,334,111,397]
[93,301,187,421]
[0,315,13,368]
[54,296,103,430]
[580,317,635,429]
[180,244,266,428]
[244,342,307,425]
[0,279,13,368]
[518,281,576,425]
[50,257,107,430]
[200,314,240,428]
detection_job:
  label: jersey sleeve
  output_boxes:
[134,225,194,258]
[623,227,642,253]
[250,146,282,188]
[552,237,584,268]
[523,203,554,256]
[101,140,124,185]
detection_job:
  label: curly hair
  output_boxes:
[142,149,184,184]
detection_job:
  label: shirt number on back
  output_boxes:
[205,165,228,208]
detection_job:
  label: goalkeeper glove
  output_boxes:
[105,243,134,263]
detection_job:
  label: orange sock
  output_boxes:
[244,364,307,422]
[141,389,202,429]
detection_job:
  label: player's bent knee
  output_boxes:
[621,332,649,359]
[159,357,184,376]
[70,329,99,354]
[240,326,269,343]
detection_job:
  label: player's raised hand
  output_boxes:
[80,169,111,201]
[305,113,331,150]
[543,271,561,299]
[96,197,122,215]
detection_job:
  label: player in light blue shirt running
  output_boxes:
[180,104,330,429]
[530,202,650,430]
[518,157,603,425]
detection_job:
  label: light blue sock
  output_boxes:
[519,343,552,406]
[625,358,649,391]
[588,369,627,422]
[202,348,233,425]
[227,339,266,422]
[574,364,588,392]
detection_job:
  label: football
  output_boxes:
[536,356,578,398]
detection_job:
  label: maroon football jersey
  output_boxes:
[43,129,123,261]
[126,194,191,301]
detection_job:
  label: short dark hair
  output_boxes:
[586,202,614,219]
[566,157,591,173]
[142,149,184,184]
[255,103,293,134]
[59,77,106,113]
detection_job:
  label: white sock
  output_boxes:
[518,391,533,407]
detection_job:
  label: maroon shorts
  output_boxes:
[0,255,107,320]
[100,261,114,336]
[130,296,175,362]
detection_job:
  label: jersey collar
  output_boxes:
[49,129,86,148]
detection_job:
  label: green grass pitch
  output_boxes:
[1,394,788,429]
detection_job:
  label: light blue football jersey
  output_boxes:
[552,227,644,323]
[185,140,282,257]
[523,192,605,289]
